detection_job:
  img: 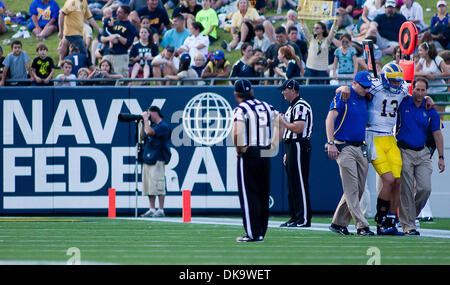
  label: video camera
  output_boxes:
[118,113,143,122]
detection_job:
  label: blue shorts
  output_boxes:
[65,35,88,55]
[28,21,58,32]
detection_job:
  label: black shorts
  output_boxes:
[240,21,255,44]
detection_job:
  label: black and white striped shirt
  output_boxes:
[283,96,313,141]
[233,98,277,147]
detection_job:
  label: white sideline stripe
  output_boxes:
[238,157,253,239]
[3,196,240,209]
[120,217,450,239]
[296,142,308,226]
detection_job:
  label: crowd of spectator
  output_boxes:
[0,0,449,90]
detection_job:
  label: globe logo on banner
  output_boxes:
[182,92,233,146]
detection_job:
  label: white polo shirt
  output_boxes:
[400,1,428,31]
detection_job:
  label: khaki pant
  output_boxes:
[332,145,370,229]
[142,161,166,196]
[399,148,432,232]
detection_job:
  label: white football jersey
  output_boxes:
[367,79,409,133]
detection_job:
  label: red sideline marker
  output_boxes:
[182,190,191,222]
[108,188,116,218]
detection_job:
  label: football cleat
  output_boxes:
[357,227,375,236]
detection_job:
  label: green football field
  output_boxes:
[1,215,449,266]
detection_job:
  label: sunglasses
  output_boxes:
[316,39,323,55]
[357,82,371,89]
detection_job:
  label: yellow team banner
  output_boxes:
[297,0,338,20]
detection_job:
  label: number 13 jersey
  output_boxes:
[367,79,409,134]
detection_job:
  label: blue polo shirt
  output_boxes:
[330,87,368,142]
[396,96,442,148]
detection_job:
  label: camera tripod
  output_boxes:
[133,120,143,218]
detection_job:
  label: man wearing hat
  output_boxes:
[140,106,171,217]
[152,44,179,85]
[278,79,313,228]
[368,0,406,55]
[430,1,450,50]
[201,49,231,85]
[325,71,375,236]
[232,79,279,242]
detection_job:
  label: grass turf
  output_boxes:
[0,215,449,265]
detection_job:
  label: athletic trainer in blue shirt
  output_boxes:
[396,77,445,236]
[326,71,375,236]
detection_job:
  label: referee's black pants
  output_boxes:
[285,140,312,226]
[237,147,271,240]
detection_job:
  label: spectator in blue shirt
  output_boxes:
[0,0,8,35]
[367,0,406,55]
[430,0,450,49]
[0,40,31,86]
[100,5,138,78]
[129,0,171,45]
[65,43,95,76]
[431,0,449,28]
[161,14,191,52]
[28,0,60,41]
[396,77,445,236]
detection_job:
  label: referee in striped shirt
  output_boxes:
[279,79,313,227]
[232,79,279,242]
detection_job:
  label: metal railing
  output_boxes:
[3,75,449,86]
[2,75,449,89]
[3,76,450,114]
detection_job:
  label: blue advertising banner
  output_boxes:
[0,86,342,215]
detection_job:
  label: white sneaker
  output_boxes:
[234,42,243,50]
[140,209,156,217]
[277,8,282,14]
[154,209,165,217]
[221,40,231,52]
[23,31,31,39]
[12,30,24,39]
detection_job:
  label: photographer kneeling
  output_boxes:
[140,106,171,218]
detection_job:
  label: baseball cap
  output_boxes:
[212,50,225,61]
[180,53,191,63]
[234,79,252,94]
[148,105,164,118]
[165,45,175,52]
[385,0,396,8]
[354,71,373,88]
[437,0,447,7]
[278,79,300,91]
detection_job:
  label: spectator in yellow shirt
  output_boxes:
[221,0,274,52]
